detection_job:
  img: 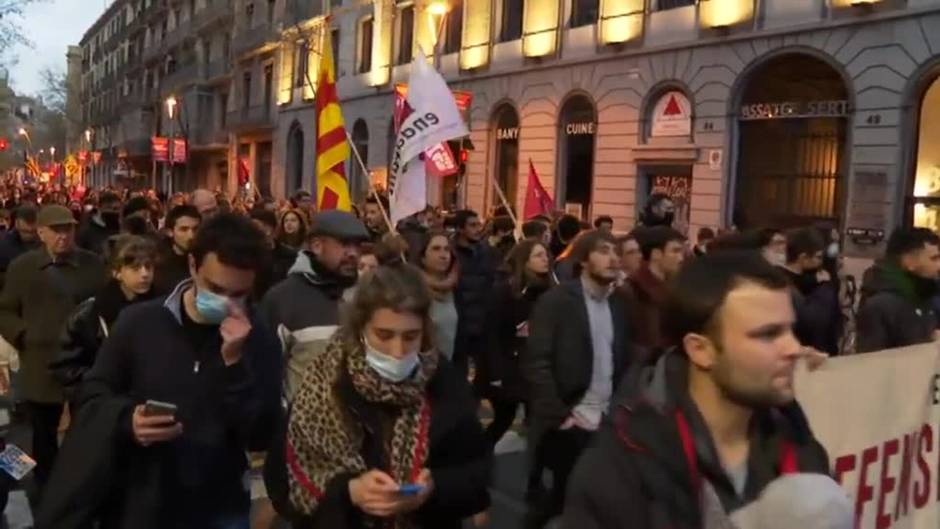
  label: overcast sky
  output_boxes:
[7,0,108,96]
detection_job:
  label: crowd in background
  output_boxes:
[0,179,932,529]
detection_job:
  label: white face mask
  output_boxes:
[362,334,420,383]
[765,250,786,268]
[826,242,839,259]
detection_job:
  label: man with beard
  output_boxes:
[638,193,676,228]
[154,205,202,295]
[77,191,122,256]
[857,227,940,353]
[523,230,632,529]
[627,226,686,354]
[362,194,389,242]
[261,210,369,400]
[778,227,839,355]
[563,252,830,529]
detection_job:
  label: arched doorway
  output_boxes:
[557,94,596,219]
[492,103,520,213]
[286,124,305,195]
[734,53,850,229]
[910,74,940,230]
[350,119,370,201]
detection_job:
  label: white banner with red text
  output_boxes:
[795,342,940,529]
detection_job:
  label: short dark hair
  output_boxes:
[121,216,153,236]
[99,191,121,207]
[708,231,764,253]
[166,205,201,231]
[696,227,715,242]
[557,214,582,241]
[570,230,617,277]
[491,215,515,235]
[886,227,940,261]
[365,194,389,211]
[756,228,784,248]
[635,226,686,261]
[785,227,825,264]
[12,204,36,224]
[249,208,278,230]
[293,189,311,201]
[594,215,614,228]
[453,209,479,230]
[191,213,269,271]
[664,251,790,344]
[122,196,151,219]
[522,220,548,240]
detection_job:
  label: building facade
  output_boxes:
[78,0,940,256]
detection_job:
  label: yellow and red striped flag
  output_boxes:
[25,156,41,178]
[315,29,351,211]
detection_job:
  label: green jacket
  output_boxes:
[0,247,106,403]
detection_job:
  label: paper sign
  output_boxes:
[0,444,36,480]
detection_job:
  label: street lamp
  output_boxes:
[166,96,178,120]
[164,96,179,194]
[17,128,31,148]
[50,147,56,161]
[427,1,450,53]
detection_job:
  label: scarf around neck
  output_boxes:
[286,334,440,528]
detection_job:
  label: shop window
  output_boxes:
[571,0,599,27]
[443,0,463,54]
[557,95,596,219]
[359,17,374,74]
[396,6,414,65]
[500,0,524,42]
[492,104,520,211]
[911,76,940,231]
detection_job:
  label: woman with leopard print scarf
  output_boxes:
[282,264,491,529]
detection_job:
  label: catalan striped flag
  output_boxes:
[315,29,351,211]
[25,156,41,178]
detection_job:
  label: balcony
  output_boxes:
[164,19,192,50]
[232,23,276,57]
[226,105,276,132]
[203,57,232,82]
[193,1,233,33]
[162,63,199,92]
[192,125,229,148]
[142,40,166,63]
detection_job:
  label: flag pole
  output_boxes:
[344,128,395,235]
[490,176,519,232]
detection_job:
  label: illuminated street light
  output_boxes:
[428,1,449,16]
[85,128,93,144]
[166,96,178,120]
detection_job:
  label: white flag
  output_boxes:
[389,49,468,225]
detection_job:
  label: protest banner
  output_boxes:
[795,343,940,529]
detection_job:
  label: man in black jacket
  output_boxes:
[43,213,282,529]
[77,191,121,256]
[249,208,298,299]
[857,227,940,353]
[0,204,39,288]
[523,229,631,529]
[453,209,499,380]
[778,227,840,354]
[563,252,830,529]
[153,204,201,295]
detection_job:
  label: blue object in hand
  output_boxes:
[398,483,424,496]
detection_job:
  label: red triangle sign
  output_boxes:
[663,95,682,116]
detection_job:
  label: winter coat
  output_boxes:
[453,241,498,344]
[856,261,938,353]
[38,280,283,529]
[522,279,632,459]
[0,248,106,403]
[0,230,39,289]
[780,268,841,355]
[50,280,155,404]
[483,279,550,402]
[77,214,119,256]
[261,251,351,400]
[153,240,190,296]
[253,243,298,301]
[562,351,831,529]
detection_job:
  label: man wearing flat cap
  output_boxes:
[0,205,106,500]
[261,210,370,400]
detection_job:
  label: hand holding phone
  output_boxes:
[398,484,424,496]
[133,402,183,447]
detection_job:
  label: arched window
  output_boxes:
[557,94,596,219]
[491,104,520,212]
[350,119,370,201]
[285,123,305,195]
[911,75,940,230]
[734,53,849,229]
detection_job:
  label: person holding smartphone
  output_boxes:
[269,264,490,529]
[37,214,282,529]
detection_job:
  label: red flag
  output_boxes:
[524,159,555,220]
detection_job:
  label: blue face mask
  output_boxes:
[363,335,419,383]
[195,287,230,324]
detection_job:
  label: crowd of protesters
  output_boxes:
[0,179,933,529]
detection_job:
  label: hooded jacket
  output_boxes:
[261,251,353,399]
[562,352,830,529]
[856,261,938,353]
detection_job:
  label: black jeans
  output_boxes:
[526,426,593,529]
[25,401,64,493]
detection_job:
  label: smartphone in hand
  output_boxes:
[398,484,424,496]
[142,399,178,417]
